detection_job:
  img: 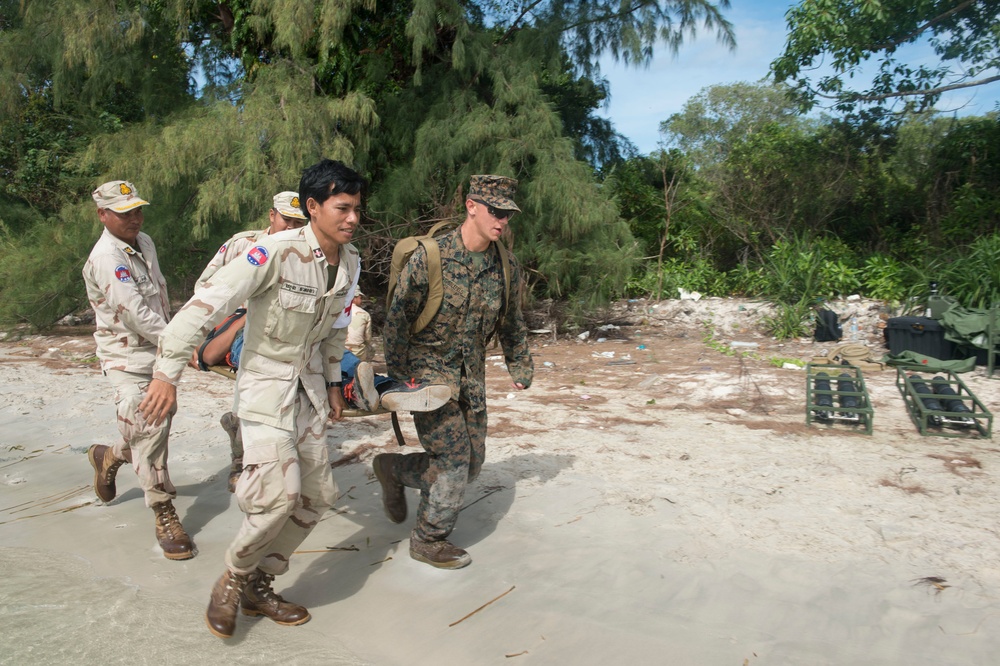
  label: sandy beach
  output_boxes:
[2,297,1000,665]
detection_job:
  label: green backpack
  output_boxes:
[386,220,511,335]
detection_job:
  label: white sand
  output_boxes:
[2,298,1000,664]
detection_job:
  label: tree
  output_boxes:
[659,79,801,166]
[658,81,816,262]
[0,0,736,328]
[771,0,1000,114]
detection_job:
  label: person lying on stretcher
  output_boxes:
[192,309,450,413]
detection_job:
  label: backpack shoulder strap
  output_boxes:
[494,239,511,320]
[411,237,442,335]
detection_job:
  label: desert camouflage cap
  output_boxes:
[468,174,520,212]
[273,191,307,220]
[92,180,150,212]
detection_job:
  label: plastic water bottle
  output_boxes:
[926,281,938,317]
[849,315,859,341]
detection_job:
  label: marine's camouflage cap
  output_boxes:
[273,191,307,220]
[468,174,520,212]
[92,180,150,212]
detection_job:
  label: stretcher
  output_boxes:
[207,364,408,445]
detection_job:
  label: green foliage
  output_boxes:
[755,235,861,305]
[0,0,739,329]
[934,234,1000,309]
[727,265,767,297]
[761,300,812,340]
[860,254,907,301]
[925,117,1000,246]
[660,80,801,166]
[772,0,1000,114]
[0,207,94,328]
[625,257,729,299]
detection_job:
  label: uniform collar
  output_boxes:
[303,224,328,262]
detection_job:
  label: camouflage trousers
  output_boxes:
[227,390,335,576]
[397,400,487,542]
[106,370,176,507]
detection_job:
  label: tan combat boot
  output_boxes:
[239,569,311,626]
[220,412,243,493]
[87,444,127,502]
[206,569,249,638]
[151,500,195,560]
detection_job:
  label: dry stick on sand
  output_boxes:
[0,454,42,470]
[449,585,516,627]
[293,545,361,554]
[1,485,89,513]
[0,502,88,526]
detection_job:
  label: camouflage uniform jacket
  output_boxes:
[195,227,268,290]
[384,227,533,412]
[153,225,361,429]
[83,228,170,375]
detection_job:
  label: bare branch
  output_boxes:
[561,1,651,33]
[815,73,1000,103]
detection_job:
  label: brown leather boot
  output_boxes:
[409,536,471,569]
[87,444,127,502]
[372,454,407,523]
[239,569,311,626]
[206,569,249,638]
[220,412,243,493]
[151,500,195,560]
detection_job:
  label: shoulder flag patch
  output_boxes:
[115,265,132,282]
[218,243,228,254]
[247,246,269,267]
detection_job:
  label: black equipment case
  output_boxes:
[885,316,957,360]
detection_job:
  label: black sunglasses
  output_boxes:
[473,199,515,220]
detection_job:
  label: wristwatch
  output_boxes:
[326,380,342,389]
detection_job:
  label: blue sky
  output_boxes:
[597,1,1000,154]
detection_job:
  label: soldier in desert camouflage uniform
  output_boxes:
[139,159,364,639]
[192,191,309,493]
[375,174,533,569]
[83,180,194,561]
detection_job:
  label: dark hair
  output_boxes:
[297,159,366,219]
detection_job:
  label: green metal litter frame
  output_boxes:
[806,363,874,435]
[895,368,992,438]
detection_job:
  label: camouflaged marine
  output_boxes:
[376,174,533,570]
[82,180,194,562]
[140,159,365,639]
